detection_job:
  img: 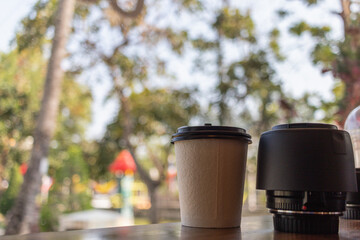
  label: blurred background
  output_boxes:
[0,0,359,235]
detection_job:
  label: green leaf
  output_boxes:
[309,26,331,38]
[311,43,336,67]
[213,8,255,42]
[0,164,23,215]
[303,0,322,6]
[191,38,217,51]
[269,28,285,61]
[289,21,310,36]
[276,9,290,18]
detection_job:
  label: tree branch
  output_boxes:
[78,0,99,4]
[147,147,167,182]
[95,39,129,66]
[339,0,360,50]
[109,0,144,18]
[340,0,351,35]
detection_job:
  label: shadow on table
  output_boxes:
[180,226,241,240]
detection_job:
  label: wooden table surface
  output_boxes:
[1,215,360,240]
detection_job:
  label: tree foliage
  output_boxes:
[190,4,305,133]
[97,88,199,178]
[73,0,203,223]
[0,49,46,193]
[0,45,92,230]
[286,0,360,126]
[0,164,23,216]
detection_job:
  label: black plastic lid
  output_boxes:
[256,122,357,192]
[272,123,338,130]
[171,123,252,143]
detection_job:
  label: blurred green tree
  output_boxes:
[190,4,305,133]
[0,47,92,232]
[5,0,76,234]
[52,145,91,212]
[286,0,360,127]
[3,0,202,226]
[97,88,199,223]
[0,164,23,217]
[41,145,92,231]
[0,49,45,181]
[75,0,202,223]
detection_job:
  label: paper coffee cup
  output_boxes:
[172,124,252,228]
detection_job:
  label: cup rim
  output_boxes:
[171,124,252,144]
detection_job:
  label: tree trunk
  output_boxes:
[340,0,351,36]
[335,0,360,127]
[109,0,144,18]
[149,187,159,224]
[5,0,75,235]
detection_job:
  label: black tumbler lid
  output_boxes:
[256,123,357,192]
[272,123,338,130]
[171,123,252,143]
